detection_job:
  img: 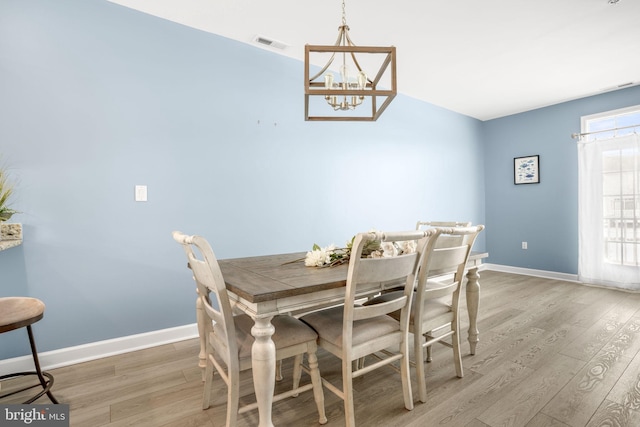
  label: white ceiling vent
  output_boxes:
[253,35,288,50]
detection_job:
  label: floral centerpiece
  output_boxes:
[304,231,418,268]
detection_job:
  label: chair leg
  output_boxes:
[400,342,414,411]
[26,325,58,404]
[307,351,327,425]
[342,359,356,427]
[291,354,303,397]
[276,359,283,381]
[452,320,463,378]
[226,369,240,427]
[202,357,214,409]
[414,334,428,403]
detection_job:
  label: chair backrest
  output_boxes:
[414,225,484,326]
[416,221,472,229]
[343,229,441,344]
[416,221,473,249]
[172,231,238,368]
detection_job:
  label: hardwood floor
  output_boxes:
[3,271,640,426]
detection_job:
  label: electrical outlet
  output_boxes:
[522,241,528,250]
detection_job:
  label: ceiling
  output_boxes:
[107,0,640,121]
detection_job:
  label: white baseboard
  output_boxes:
[484,263,579,282]
[0,323,199,375]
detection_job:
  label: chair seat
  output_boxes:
[0,297,45,333]
[301,305,400,350]
[223,314,319,359]
[0,297,58,404]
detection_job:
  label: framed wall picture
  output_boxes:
[514,155,540,185]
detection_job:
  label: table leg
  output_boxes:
[466,266,480,355]
[195,292,208,381]
[252,316,276,427]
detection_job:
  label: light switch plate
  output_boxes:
[135,185,147,202]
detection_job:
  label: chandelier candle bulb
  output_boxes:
[358,71,367,90]
[340,64,349,84]
[324,73,334,89]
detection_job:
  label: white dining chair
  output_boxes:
[367,225,484,403]
[299,229,438,427]
[172,231,327,426]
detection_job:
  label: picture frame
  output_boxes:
[514,155,540,185]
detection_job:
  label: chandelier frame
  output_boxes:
[304,9,397,122]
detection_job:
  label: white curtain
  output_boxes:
[578,133,640,291]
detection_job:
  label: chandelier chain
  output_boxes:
[341,0,347,26]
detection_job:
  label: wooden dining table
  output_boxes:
[194,250,488,427]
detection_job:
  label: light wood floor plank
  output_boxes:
[510,324,585,371]
[466,327,546,374]
[525,413,571,426]
[605,342,640,409]
[477,354,582,427]
[560,317,627,362]
[411,361,535,426]
[584,399,640,427]
[542,316,640,426]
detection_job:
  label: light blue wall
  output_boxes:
[0,0,485,359]
[483,85,640,274]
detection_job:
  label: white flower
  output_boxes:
[305,249,329,267]
[380,241,398,257]
[398,240,417,254]
[324,244,337,253]
[370,250,384,259]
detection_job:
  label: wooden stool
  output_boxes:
[0,297,58,404]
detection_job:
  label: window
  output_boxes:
[581,106,640,269]
[583,106,640,141]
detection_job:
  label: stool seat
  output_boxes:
[0,297,45,333]
[0,297,58,404]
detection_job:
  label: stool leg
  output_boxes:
[26,325,58,404]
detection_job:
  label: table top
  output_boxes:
[218,251,488,304]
